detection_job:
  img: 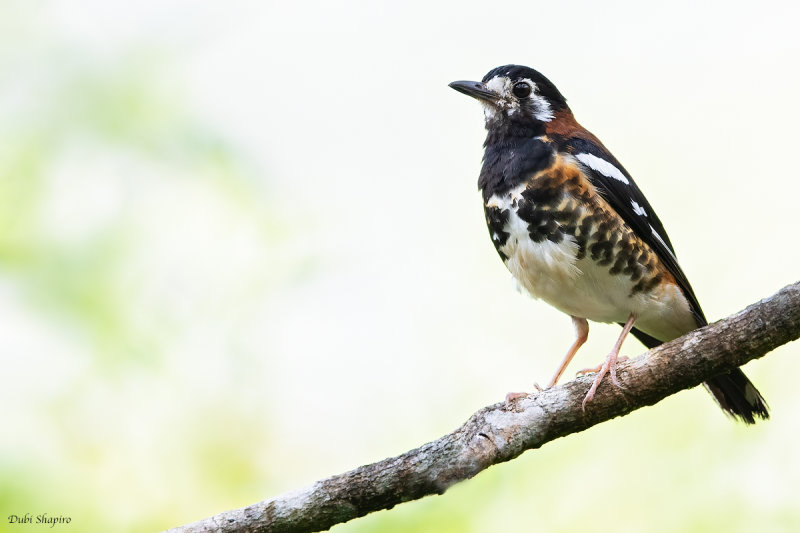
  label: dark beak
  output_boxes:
[448,80,498,104]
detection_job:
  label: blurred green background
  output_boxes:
[2,1,799,532]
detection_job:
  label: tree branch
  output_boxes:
[167,281,800,533]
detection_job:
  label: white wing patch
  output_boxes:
[631,200,647,217]
[575,152,630,185]
[650,224,678,262]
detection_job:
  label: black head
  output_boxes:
[449,65,568,139]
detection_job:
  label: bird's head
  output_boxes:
[449,65,568,139]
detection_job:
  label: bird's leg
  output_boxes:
[506,316,589,404]
[581,313,636,409]
[547,316,589,388]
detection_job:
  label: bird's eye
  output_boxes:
[512,82,531,98]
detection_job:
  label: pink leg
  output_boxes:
[506,316,589,405]
[547,316,589,387]
[581,313,636,409]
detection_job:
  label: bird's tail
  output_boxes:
[629,328,769,424]
[703,370,769,424]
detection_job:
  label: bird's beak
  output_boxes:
[448,80,498,104]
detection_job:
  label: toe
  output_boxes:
[576,364,602,376]
[505,391,528,404]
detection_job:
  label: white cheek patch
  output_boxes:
[631,200,647,217]
[518,79,554,122]
[483,76,509,121]
[575,152,630,185]
[530,94,554,121]
[485,76,509,94]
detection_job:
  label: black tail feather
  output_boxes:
[629,327,769,424]
[704,369,769,424]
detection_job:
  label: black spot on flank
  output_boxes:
[579,217,593,236]
[539,218,560,237]
[513,195,568,245]
[521,185,560,206]
[592,231,609,245]
[609,255,626,275]
[575,238,588,260]
[630,280,645,295]
[485,206,510,261]
[596,247,614,265]
[622,255,645,280]
[552,209,579,226]
[644,275,663,292]
[606,231,620,249]
[631,273,662,296]
[617,239,634,257]
[590,240,612,262]
[527,229,546,243]
[596,220,612,235]
[525,216,555,243]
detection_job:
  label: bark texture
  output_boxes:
[167,281,800,533]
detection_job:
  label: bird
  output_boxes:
[449,64,769,423]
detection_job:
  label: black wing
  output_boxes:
[563,137,706,327]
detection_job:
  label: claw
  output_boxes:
[581,353,621,408]
[576,356,629,378]
[581,313,636,410]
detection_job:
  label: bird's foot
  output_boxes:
[576,356,629,380]
[504,391,528,405]
[504,382,543,405]
[579,354,628,409]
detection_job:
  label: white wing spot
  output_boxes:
[575,153,630,185]
[631,200,647,217]
[650,224,678,262]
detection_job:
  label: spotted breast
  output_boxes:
[484,151,696,343]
